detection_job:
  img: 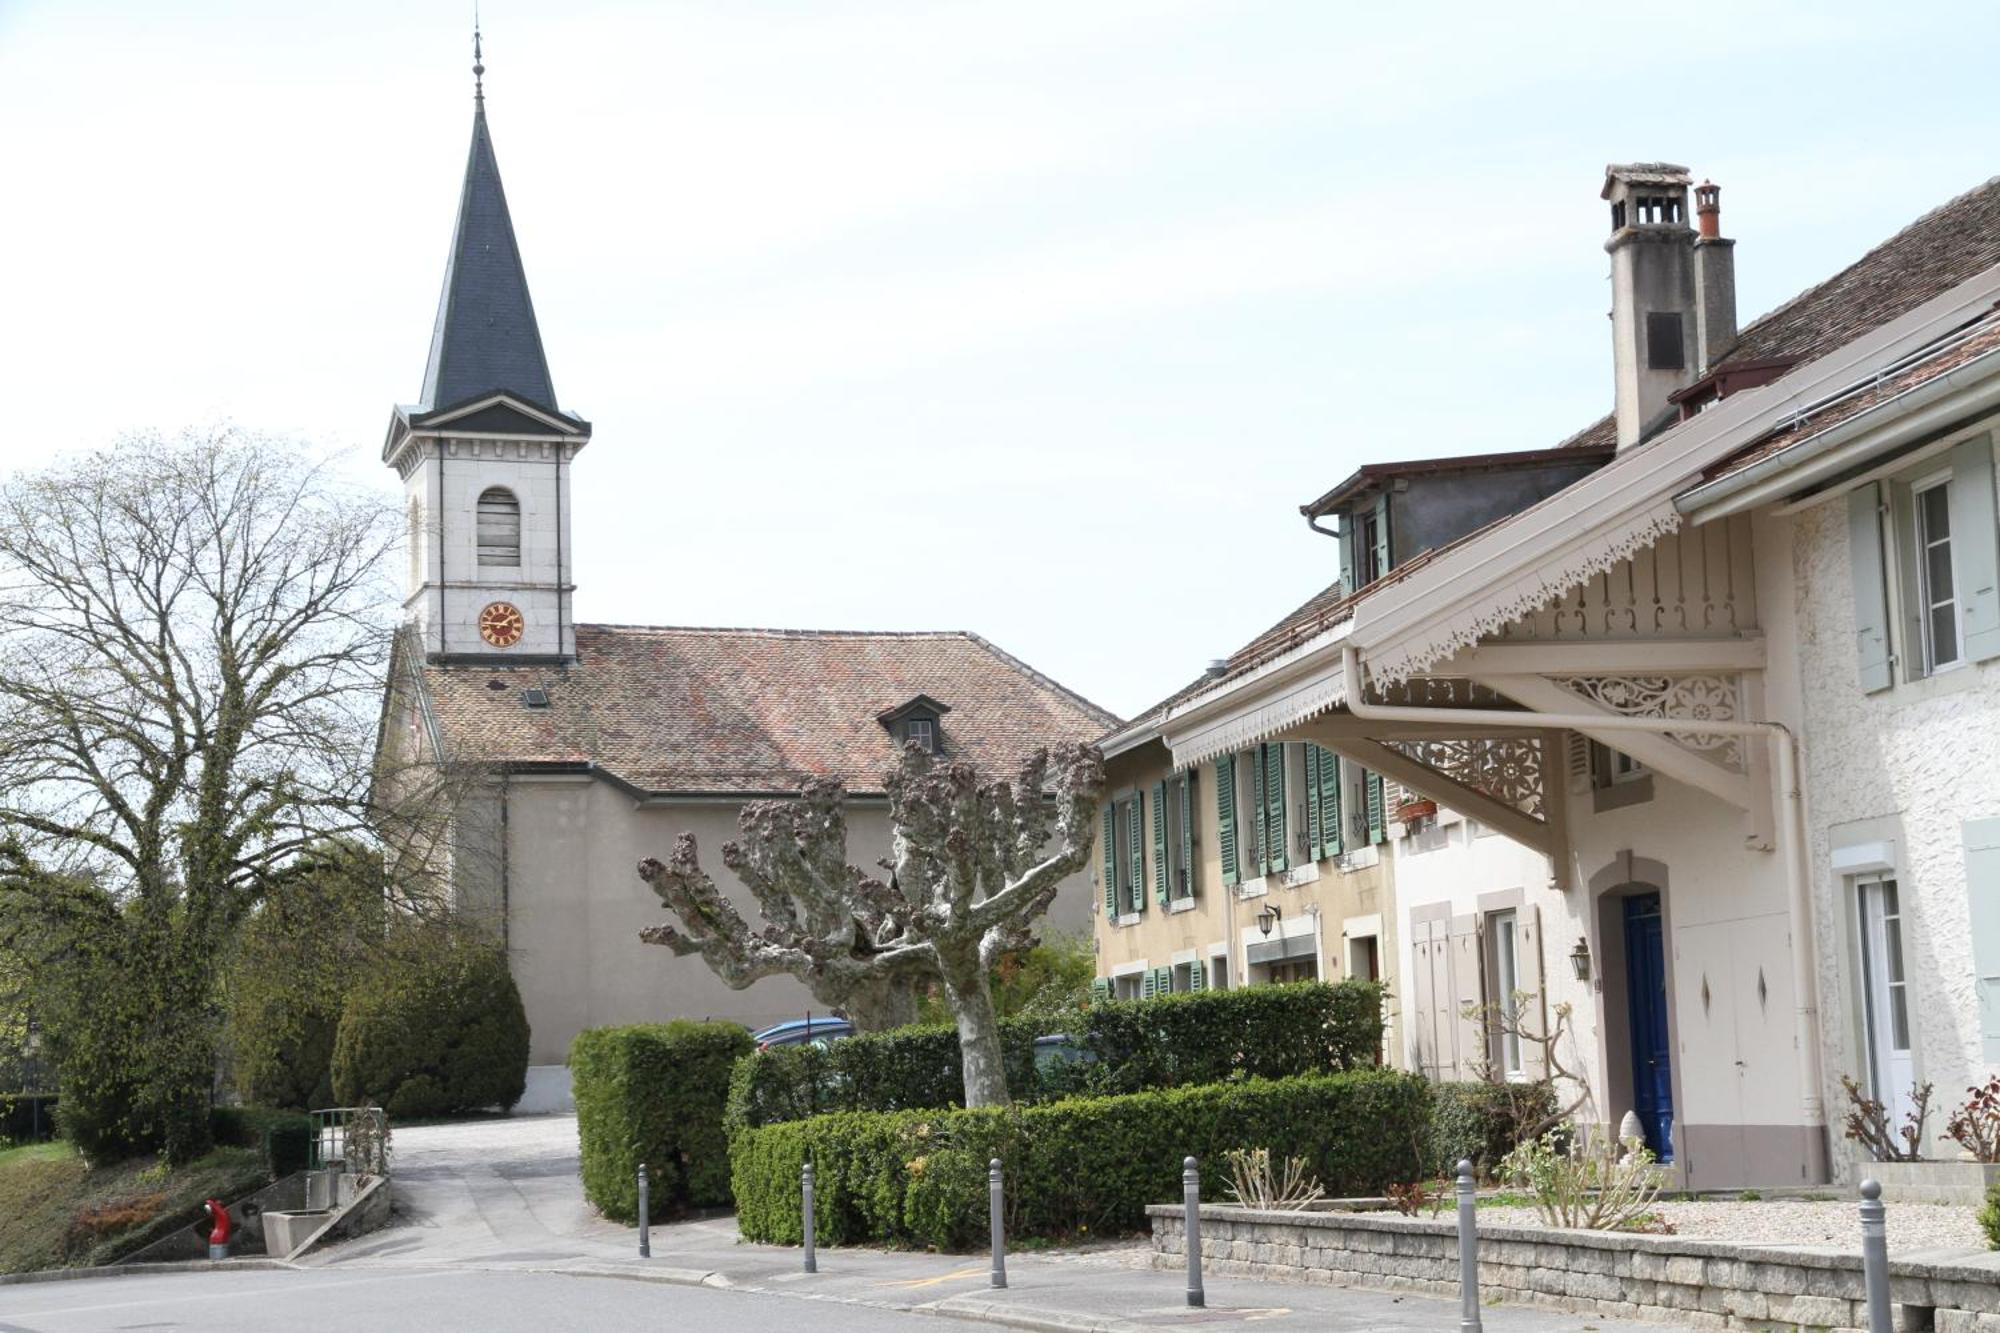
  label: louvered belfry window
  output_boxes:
[476,487,521,567]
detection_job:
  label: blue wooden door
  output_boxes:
[1623,893,1674,1162]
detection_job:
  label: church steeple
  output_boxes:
[383,31,590,666]
[417,37,558,411]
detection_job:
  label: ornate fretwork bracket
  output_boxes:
[1382,736,1545,819]
[1555,675,1745,771]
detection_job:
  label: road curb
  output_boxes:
[0,1258,298,1287]
[925,1294,1142,1332]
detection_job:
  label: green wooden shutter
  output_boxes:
[1339,508,1358,596]
[1372,492,1391,580]
[1366,770,1385,845]
[1304,746,1324,861]
[1188,959,1206,992]
[1102,805,1118,916]
[1252,746,1269,874]
[1321,748,1344,858]
[1968,819,2000,1060]
[1155,965,1173,997]
[1152,781,1169,905]
[1952,436,2000,663]
[1848,484,1895,692]
[1128,795,1146,914]
[1091,977,1112,1003]
[1215,755,1239,887]
[1264,743,1289,873]
[1179,772,1196,897]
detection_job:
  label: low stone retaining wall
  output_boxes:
[1148,1204,2000,1331]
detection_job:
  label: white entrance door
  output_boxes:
[1856,877,1916,1124]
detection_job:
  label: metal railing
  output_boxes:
[308,1106,390,1176]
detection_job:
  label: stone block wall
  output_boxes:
[1148,1204,2000,1331]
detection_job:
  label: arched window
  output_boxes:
[476,487,521,567]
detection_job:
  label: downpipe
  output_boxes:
[1338,645,1826,1159]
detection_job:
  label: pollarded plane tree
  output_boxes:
[637,742,1103,1108]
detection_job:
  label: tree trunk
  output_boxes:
[844,972,921,1033]
[938,945,1009,1108]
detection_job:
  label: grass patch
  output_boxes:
[1475,1191,1540,1209]
[0,1142,267,1274]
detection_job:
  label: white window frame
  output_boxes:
[905,717,935,752]
[1853,873,1917,1124]
[1487,909,1524,1079]
[1589,740,1647,788]
[1911,469,1963,675]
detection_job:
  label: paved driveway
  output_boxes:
[311,1113,636,1268]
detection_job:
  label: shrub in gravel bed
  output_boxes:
[1428,1081,1555,1179]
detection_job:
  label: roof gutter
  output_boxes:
[1338,644,1827,1164]
[1677,342,2000,523]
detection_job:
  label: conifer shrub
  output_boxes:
[570,1021,755,1222]
[731,1069,1430,1249]
[330,927,528,1118]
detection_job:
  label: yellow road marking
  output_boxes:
[881,1264,988,1288]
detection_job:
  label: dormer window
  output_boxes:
[877,694,952,756]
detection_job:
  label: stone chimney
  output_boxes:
[1603,163,1697,448]
[1692,180,1737,373]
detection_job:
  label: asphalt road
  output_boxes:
[0,1267,991,1332]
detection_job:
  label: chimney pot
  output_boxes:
[1204,659,1229,680]
[1696,180,1722,240]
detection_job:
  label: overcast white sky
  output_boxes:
[2,1,1997,719]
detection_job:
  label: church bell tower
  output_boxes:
[382,32,591,663]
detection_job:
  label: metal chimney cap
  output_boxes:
[1204,659,1230,679]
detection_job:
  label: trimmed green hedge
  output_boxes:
[209,1106,313,1180]
[571,1021,755,1223]
[727,981,1384,1129]
[732,1069,1430,1249]
[1428,1081,1557,1179]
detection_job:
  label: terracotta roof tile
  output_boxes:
[1699,308,2000,486]
[420,625,1120,795]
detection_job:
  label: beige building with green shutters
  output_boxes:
[1089,721,1400,1041]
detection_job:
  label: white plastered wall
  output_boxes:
[1788,488,2000,1179]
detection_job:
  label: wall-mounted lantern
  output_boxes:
[1569,937,1592,982]
[1257,903,1282,938]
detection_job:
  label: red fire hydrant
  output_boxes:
[204,1199,232,1261]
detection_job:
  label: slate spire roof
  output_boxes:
[417,75,558,412]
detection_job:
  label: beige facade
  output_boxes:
[1091,739,1400,1059]
[446,771,1091,1077]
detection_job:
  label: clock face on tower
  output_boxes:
[478,602,526,649]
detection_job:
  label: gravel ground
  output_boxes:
[1477,1199,1988,1254]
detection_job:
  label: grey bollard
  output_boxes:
[1183,1155,1204,1308]
[638,1163,651,1258]
[1859,1179,1891,1333]
[1456,1159,1482,1333]
[989,1158,1007,1289]
[802,1161,817,1273]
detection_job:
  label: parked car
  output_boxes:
[754,1016,855,1051]
[1031,1033,1095,1076]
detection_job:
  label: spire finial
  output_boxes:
[472,9,485,105]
